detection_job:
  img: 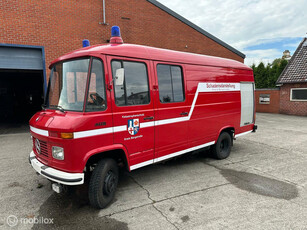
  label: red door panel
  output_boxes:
[107,56,155,168]
[153,62,188,159]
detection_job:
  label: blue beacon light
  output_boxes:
[111,26,121,37]
[82,39,90,47]
[110,26,123,44]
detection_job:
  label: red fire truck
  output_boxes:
[29,26,256,208]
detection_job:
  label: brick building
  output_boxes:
[276,38,307,116]
[0,0,245,123]
[255,88,280,114]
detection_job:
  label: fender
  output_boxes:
[81,144,129,170]
[216,125,235,141]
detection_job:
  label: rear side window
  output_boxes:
[157,64,184,103]
[111,60,150,106]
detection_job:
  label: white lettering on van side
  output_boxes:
[131,135,143,140]
[201,83,240,92]
[206,83,235,89]
[124,135,143,141]
[122,114,145,119]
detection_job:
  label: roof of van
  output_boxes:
[50,43,251,70]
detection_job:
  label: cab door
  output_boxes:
[107,56,155,169]
[153,62,188,161]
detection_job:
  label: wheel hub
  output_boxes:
[103,171,116,196]
[220,140,228,153]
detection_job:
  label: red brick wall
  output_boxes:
[255,89,280,113]
[0,0,243,78]
[280,83,307,116]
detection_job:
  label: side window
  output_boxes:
[86,58,107,112]
[291,88,307,101]
[112,60,150,106]
[49,71,60,105]
[157,64,184,103]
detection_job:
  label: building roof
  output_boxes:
[146,0,245,59]
[277,38,307,84]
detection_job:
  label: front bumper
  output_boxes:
[29,151,84,185]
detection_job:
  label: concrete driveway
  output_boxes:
[0,113,307,229]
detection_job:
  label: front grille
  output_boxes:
[33,137,49,158]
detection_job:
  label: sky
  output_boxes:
[157,0,307,66]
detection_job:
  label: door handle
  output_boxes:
[180,112,188,116]
[144,116,154,120]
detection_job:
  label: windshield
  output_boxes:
[46,59,90,111]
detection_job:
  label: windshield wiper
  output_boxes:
[49,105,65,113]
[41,104,46,110]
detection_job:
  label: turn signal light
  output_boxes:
[60,133,74,139]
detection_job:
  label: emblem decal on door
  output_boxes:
[128,119,140,135]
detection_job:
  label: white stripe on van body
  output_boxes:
[188,82,240,119]
[74,127,113,139]
[30,83,241,138]
[130,141,216,170]
[30,126,49,137]
[151,82,240,127]
[235,130,252,138]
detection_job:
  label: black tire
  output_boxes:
[212,132,232,160]
[89,158,119,209]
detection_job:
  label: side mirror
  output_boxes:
[115,68,124,86]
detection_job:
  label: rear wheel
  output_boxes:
[212,132,232,159]
[89,158,119,209]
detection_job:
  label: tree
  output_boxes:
[267,63,278,88]
[277,59,288,77]
[254,62,267,88]
[251,59,288,89]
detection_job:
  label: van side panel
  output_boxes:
[185,64,254,146]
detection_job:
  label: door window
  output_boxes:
[111,60,150,106]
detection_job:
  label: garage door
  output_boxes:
[0,46,43,70]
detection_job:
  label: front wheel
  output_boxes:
[212,132,232,160]
[89,158,119,209]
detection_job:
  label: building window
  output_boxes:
[111,60,150,106]
[290,88,307,101]
[157,64,185,103]
[259,94,270,104]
